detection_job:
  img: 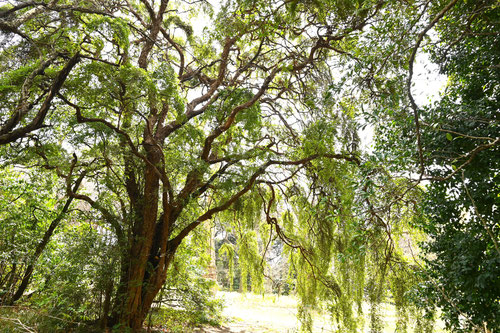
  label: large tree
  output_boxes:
[1,0,370,328]
[1,0,484,331]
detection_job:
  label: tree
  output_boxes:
[1,0,372,329]
[417,1,500,331]
[1,0,482,331]
[375,0,499,331]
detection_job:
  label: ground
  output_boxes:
[195,291,332,333]
[195,291,447,333]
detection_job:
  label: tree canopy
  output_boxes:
[0,0,498,332]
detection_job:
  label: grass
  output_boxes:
[215,291,448,332]
[0,294,447,332]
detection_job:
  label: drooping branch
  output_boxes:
[423,137,500,182]
[168,153,360,250]
[161,28,185,77]
[461,172,500,256]
[260,184,342,297]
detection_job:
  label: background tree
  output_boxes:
[375,0,499,331]
[417,1,499,331]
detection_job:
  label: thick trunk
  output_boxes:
[120,166,160,326]
[116,141,175,331]
[115,251,175,331]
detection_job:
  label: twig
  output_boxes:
[0,316,36,333]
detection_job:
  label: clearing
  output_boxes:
[195,291,446,333]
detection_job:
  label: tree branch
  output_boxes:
[168,152,359,250]
[406,0,459,177]
[0,53,80,145]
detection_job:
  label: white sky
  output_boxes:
[413,53,447,106]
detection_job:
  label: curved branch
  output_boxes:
[8,172,85,304]
[406,0,459,177]
[0,53,80,145]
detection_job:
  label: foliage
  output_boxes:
[147,307,211,333]
[373,0,500,332]
[0,306,100,333]
[0,167,63,303]
[416,2,500,331]
[162,228,224,327]
[1,0,497,332]
[218,243,235,291]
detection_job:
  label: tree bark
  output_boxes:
[116,128,173,330]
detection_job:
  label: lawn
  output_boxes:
[199,291,448,333]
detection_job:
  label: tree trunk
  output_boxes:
[100,278,114,329]
[115,251,175,331]
[115,140,177,331]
